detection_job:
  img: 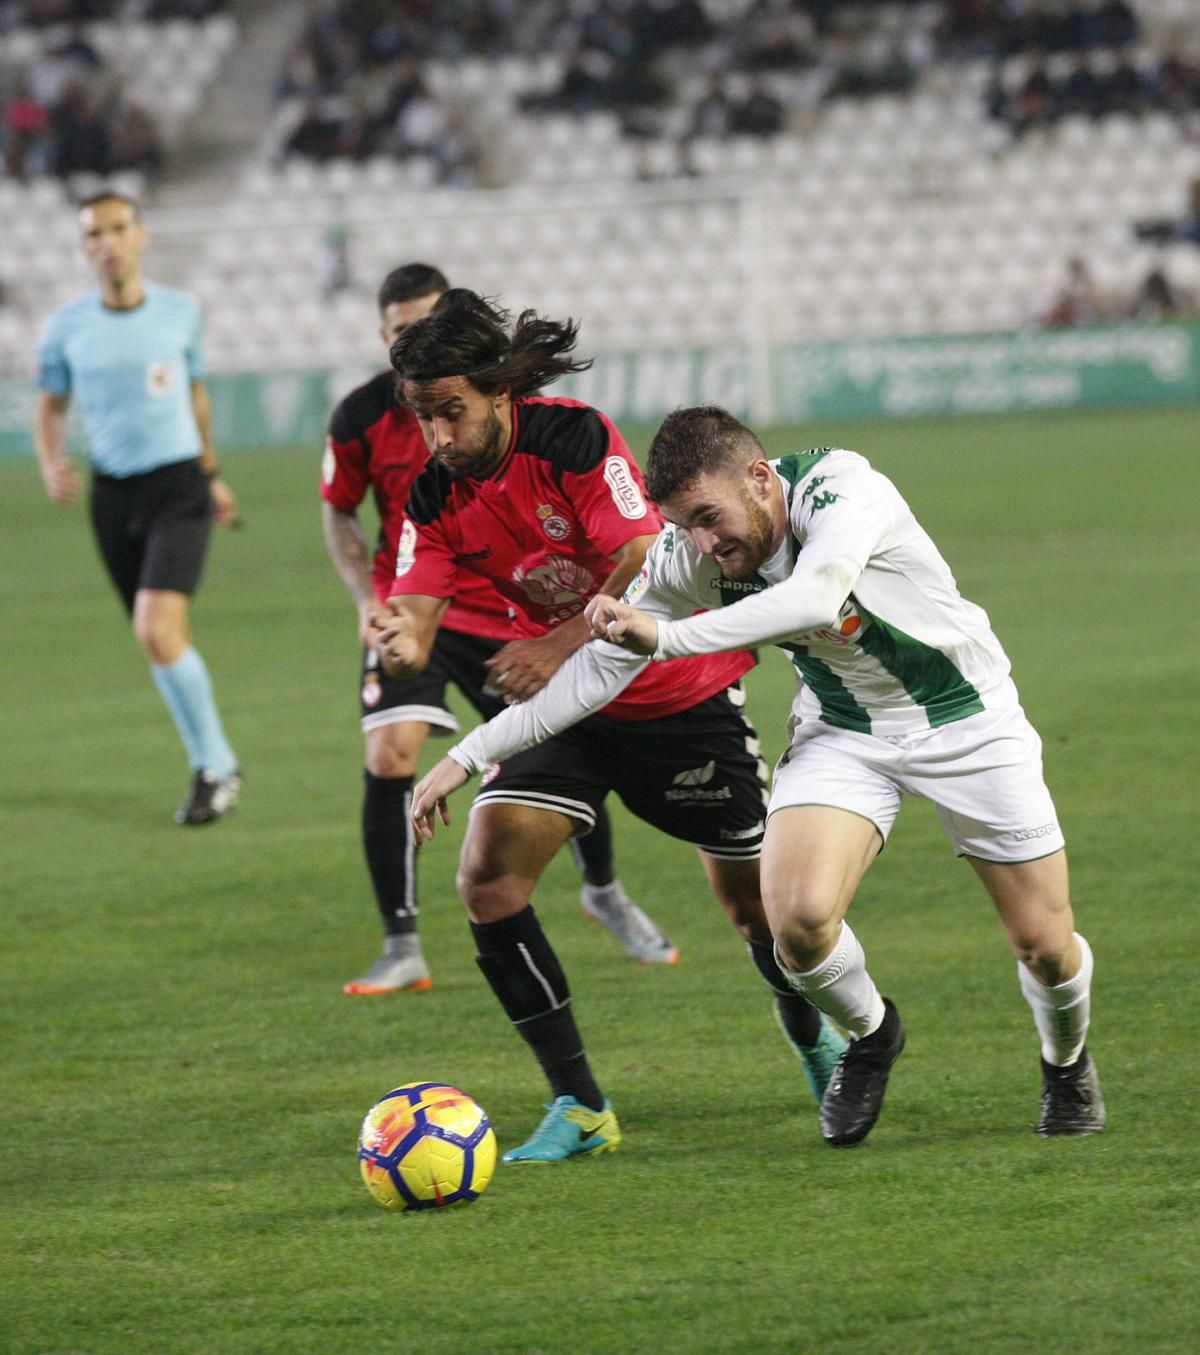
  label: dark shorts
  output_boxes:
[360,626,511,734]
[472,684,768,860]
[89,458,213,614]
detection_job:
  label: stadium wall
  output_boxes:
[2,321,1197,457]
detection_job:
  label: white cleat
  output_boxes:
[580,884,679,966]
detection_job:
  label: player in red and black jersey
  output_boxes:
[379,290,846,1164]
[321,265,673,999]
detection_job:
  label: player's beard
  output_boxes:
[439,406,506,479]
[715,490,775,581]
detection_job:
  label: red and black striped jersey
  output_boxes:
[389,394,753,722]
[320,370,512,638]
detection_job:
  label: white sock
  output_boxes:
[777,921,885,1040]
[1018,932,1093,1066]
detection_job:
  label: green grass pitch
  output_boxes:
[1,406,1197,1354]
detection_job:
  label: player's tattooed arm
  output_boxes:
[321,500,382,644]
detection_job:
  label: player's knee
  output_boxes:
[771,910,841,971]
[1010,928,1077,985]
[456,867,529,924]
[364,744,420,778]
[133,615,183,664]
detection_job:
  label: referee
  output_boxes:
[33,191,242,825]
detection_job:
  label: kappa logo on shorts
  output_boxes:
[1010,822,1059,842]
[603,456,648,520]
[665,761,732,804]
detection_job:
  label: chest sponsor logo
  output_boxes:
[394,519,417,577]
[665,760,733,803]
[146,361,173,397]
[603,456,648,520]
[511,556,595,609]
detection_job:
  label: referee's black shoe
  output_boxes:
[819,997,906,1147]
[175,767,243,826]
[1037,1048,1106,1137]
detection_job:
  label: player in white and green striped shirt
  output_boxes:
[410,405,1105,1149]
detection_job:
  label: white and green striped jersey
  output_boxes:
[446,446,1014,777]
[642,448,1012,736]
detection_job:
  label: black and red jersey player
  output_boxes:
[380,289,845,1165]
[321,265,676,999]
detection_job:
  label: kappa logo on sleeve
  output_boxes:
[603,456,648,520]
[395,519,417,576]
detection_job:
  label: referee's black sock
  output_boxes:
[472,906,605,1111]
[362,772,418,937]
[747,938,824,1048]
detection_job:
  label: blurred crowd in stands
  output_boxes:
[0,0,225,180]
[270,0,1200,182]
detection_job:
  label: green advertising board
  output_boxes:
[1,323,1196,459]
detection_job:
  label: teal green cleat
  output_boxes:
[501,1096,621,1164]
[775,1007,850,1102]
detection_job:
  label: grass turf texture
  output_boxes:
[1,406,1196,1355]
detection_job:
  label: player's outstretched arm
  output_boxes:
[584,595,660,655]
[411,756,469,842]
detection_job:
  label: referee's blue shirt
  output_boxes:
[36,282,205,478]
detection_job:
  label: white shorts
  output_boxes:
[768,693,1064,863]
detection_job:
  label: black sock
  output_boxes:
[472,906,605,1109]
[747,939,823,1048]
[362,771,417,937]
[569,802,615,887]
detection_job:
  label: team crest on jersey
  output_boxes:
[512,556,595,609]
[603,456,648,520]
[322,441,336,485]
[395,519,417,576]
[535,504,570,541]
[145,362,173,396]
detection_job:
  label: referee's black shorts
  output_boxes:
[472,683,768,860]
[359,626,512,734]
[89,458,213,614]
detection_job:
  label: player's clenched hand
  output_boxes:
[378,609,422,676]
[359,601,388,649]
[411,757,468,842]
[40,455,79,506]
[484,629,577,702]
[584,596,659,655]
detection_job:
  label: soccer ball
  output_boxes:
[357,1081,497,1211]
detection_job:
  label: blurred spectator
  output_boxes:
[109,98,164,179]
[1039,257,1108,327]
[1126,266,1193,322]
[1135,177,1200,248]
[729,78,786,137]
[3,81,52,178]
[685,75,734,140]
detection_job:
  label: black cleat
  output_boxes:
[1038,1048,1106,1137]
[819,997,906,1147]
[175,768,243,826]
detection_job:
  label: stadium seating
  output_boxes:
[1,1,1198,377]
